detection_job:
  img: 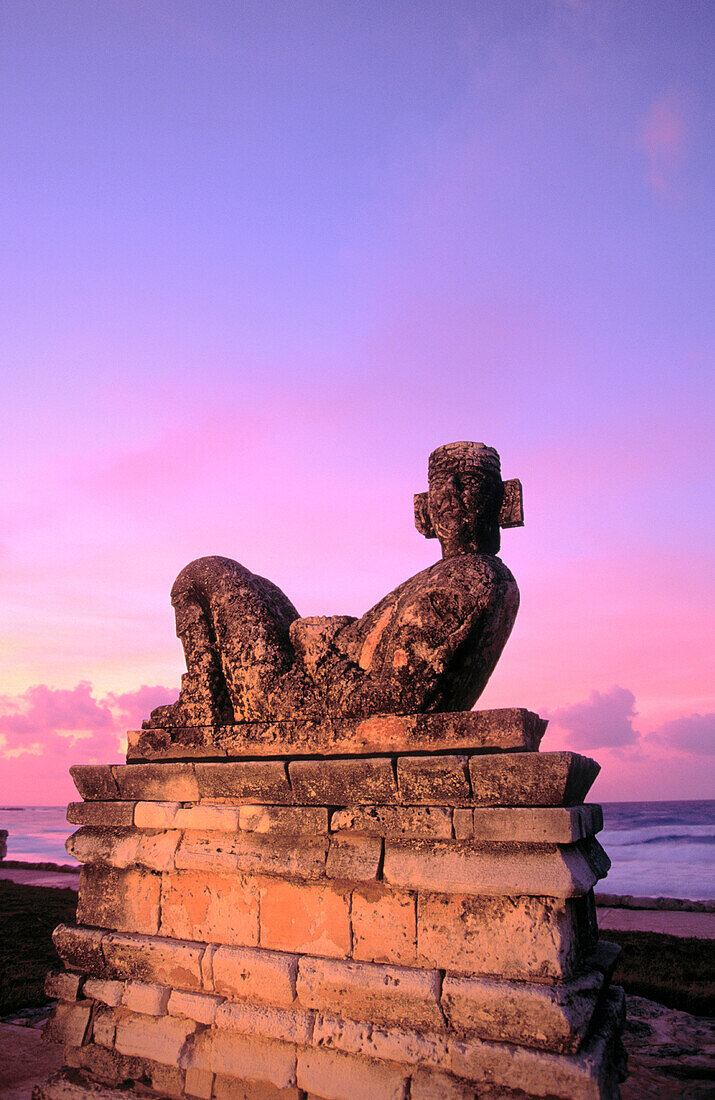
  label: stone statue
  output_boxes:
[147,442,523,727]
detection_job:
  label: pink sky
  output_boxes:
[1,2,713,804]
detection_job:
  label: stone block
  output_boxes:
[296,956,443,1031]
[213,1078,302,1100]
[91,1005,118,1048]
[417,894,584,981]
[133,801,182,828]
[67,802,136,827]
[76,865,161,934]
[331,806,453,839]
[410,1070,475,1099]
[396,756,470,803]
[312,1015,449,1071]
[297,1048,408,1100]
[70,764,119,801]
[289,758,397,805]
[175,831,328,879]
[43,1001,92,1046]
[115,1009,197,1065]
[441,967,606,1053]
[185,1030,297,1089]
[468,752,600,806]
[259,878,351,957]
[53,925,107,977]
[65,1043,147,1087]
[160,870,260,946]
[351,886,417,967]
[185,1068,215,1099]
[112,762,199,801]
[122,979,171,1015]
[168,989,223,1025]
[212,944,298,1006]
[150,1064,187,1099]
[66,826,142,869]
[452,810,473,839]
[195,760,292,802]
[239,805,329,834]
[83,978,124,1007]
[326,835,382,881]
[44,970,83,1002]
[470,804,604,843]
[215,1000,315,1044]
[102,930,205,990]
[174,804,242,831]
[383,838,604,898]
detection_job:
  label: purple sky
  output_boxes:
[1,1,713,804]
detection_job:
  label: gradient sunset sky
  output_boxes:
[1,1,712,804]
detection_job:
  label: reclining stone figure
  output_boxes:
[147,442,523,727]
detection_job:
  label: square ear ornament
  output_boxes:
[413,479,524,539]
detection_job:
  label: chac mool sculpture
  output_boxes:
[147,442,524,729]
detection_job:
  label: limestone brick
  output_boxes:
[214,999,315,1044]
[452,809,473,839]
[83,978,124,1007]
[112,762,200,801]
[330,805,453,839]
[289,757,397,804]
[53,925,107,976]
[133,801,182,828]
[326,834,382,881]
[67,802,135,827]
[70,764,119,801]
[297,1048,408,1100]
[175,831,328,879]
[259,878,351,958]
[91,1006,118,1049]
[296,956,444,1031]
[416,893,583,981]
[195,760,291,802]
[185,1030,297,1089]
[212,944,298,1006]
[184,1068,215,1099]
[351,886,417,967]
[410,1070,475,1099]
[168,989,223,1025]
[43,1001,92,1046]
[150,1064,187,1099]
[467,751,599,807]
[174,804,241,831]
[471,804,604,843]
[396,755,470,804]
[212,1077,302,1100]
[44,970,83,1002]
[76,865,161,934]
[312,1014,449,1071]
[383,838,604,898]
[122,979,171,1015]
[114,1009,197,1065]
[102,930,205,990]
[239,805,329,834]
[160,870,259,946]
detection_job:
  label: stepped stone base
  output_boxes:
[39,710,627,1099]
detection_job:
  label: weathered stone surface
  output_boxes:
[114,1009,197,1064]
[331,805,453,839]
[129,709,546,761]
[441,967,607,1053]
[43,1002,92,1046]
[239,805,329,834]
[83,978,124,1007]
[70,765,119,801]
[416,894,589,981]
[168,989,223,1025]
[467,752,600,806]
[215,1000,315,1044]
[102,930,205,990]
[289,758,397,804]
[297,1047,408,1100]
[397,755,470,804]
[184,1068,214,1099]
[112,762,199,801]
[90,1005,117,1048]
[383,838,607,898]
[195,760,292,802]
[44,970,83,1002]
[160,870,259,946]
[145,444,521,729]
[212,1077,302,1100]
[53,925,107,976]
[312,1015,449,1071]
[174,831,328,879]
[122,978,171,1015]
[296,956,444,1031]
[67,825,181,872]
[185,1030,297,1089]
[326,835,382,881]
[133,801,183,828]
[76,865,161,934]
[351,886,417,967]
[259,879,351,957]
[410,1070,475,1099]
[470,804,604,843]
[67,802,135,827]
[212,944,298,1006]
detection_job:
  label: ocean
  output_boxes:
[0,800,713,902]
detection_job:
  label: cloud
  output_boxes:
[649,712,715,756]
[548,686,639,750]
[638,93,687,200]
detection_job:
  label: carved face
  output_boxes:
[428,466,501,556]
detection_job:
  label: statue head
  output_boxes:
[414,442,523,558]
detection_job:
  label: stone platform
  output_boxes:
[37,710,627,1099]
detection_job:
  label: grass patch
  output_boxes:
[607,929,715,1016]
[0,879,77,1015]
